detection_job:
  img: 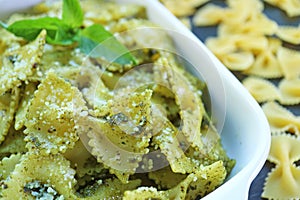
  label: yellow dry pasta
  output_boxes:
[244,50,283,78]
[2,153,77,200]
[263,133,300,199]
[205,37,237,56]
[264,0,300,17]
[244,38,283,78]
[276,25,300,45]
[160,0,209,17]
[192,4,225,26]
[24,72,86,155]
[220,51,254,71]
[242,76,280,102]
[262,101,300,135]
[277,46,300,80]
[279,78,300,105]
[218,13,277,36]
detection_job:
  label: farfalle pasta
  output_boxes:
[276,26,300,45]
[242,76,280,103]
[262,102,300,135]
[263,133,300,199]
[187,0,300,199]
[243,76,300,105]
[277,47,300,80]
[263,0,300,17]
[0,0,235,199]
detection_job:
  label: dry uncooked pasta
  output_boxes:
[243,76,300,105]
[242,76,280,103]
[276,26,300,45]
[263,133,300,199]
[279,78,300,105]
[159,0,209,17]
[263,0,300,17]
[262,102,300,135]
[277,47,300,80]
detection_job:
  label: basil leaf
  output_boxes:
[62,0,83,28]
[5,17,75,45]
[79,24,137,65]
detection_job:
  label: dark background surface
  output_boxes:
[189,1,300,199]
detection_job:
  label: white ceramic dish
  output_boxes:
[0,0,271,199]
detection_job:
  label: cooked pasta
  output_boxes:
[0,0,235,199]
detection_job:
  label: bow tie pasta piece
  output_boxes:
[262,134,300,199]
[0,125,26,156]
[185,125,236,175]
[279,78,300,105]
[242,76,280,103]
[0,87,20,144]
[152,120,199,174]
[148,166,187,189]
[205,37,237,56]
[243,38,283,78]
[277,47,300,80]
[1,153,77,200]
[78,116,147,183]
[74,66,112,114]
[217,13,277,36]
[234,35,268,54]
[220,51,254,71]
[80,90,152,183]
[0,30,46,96]
[80,178,141,200]
[244,50,283,78]
[24,72,87,155]
[14,82,37,130]
[276,26,300,45]
[82,1,146,25]
[154,57,204,151]
[262,101,300,135]
[0,153,22,181]
[159,0,209,17]
[123,161,226,200]
[192,4,226,26]
[263,0,300,17]
[63,140,105,180]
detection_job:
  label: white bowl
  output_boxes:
[115,0,270,199]
[0,0,271,199]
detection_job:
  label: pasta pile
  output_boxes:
[0,0,235,199]
[160,0,300,198]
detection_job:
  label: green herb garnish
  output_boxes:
[0,0,136,65]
